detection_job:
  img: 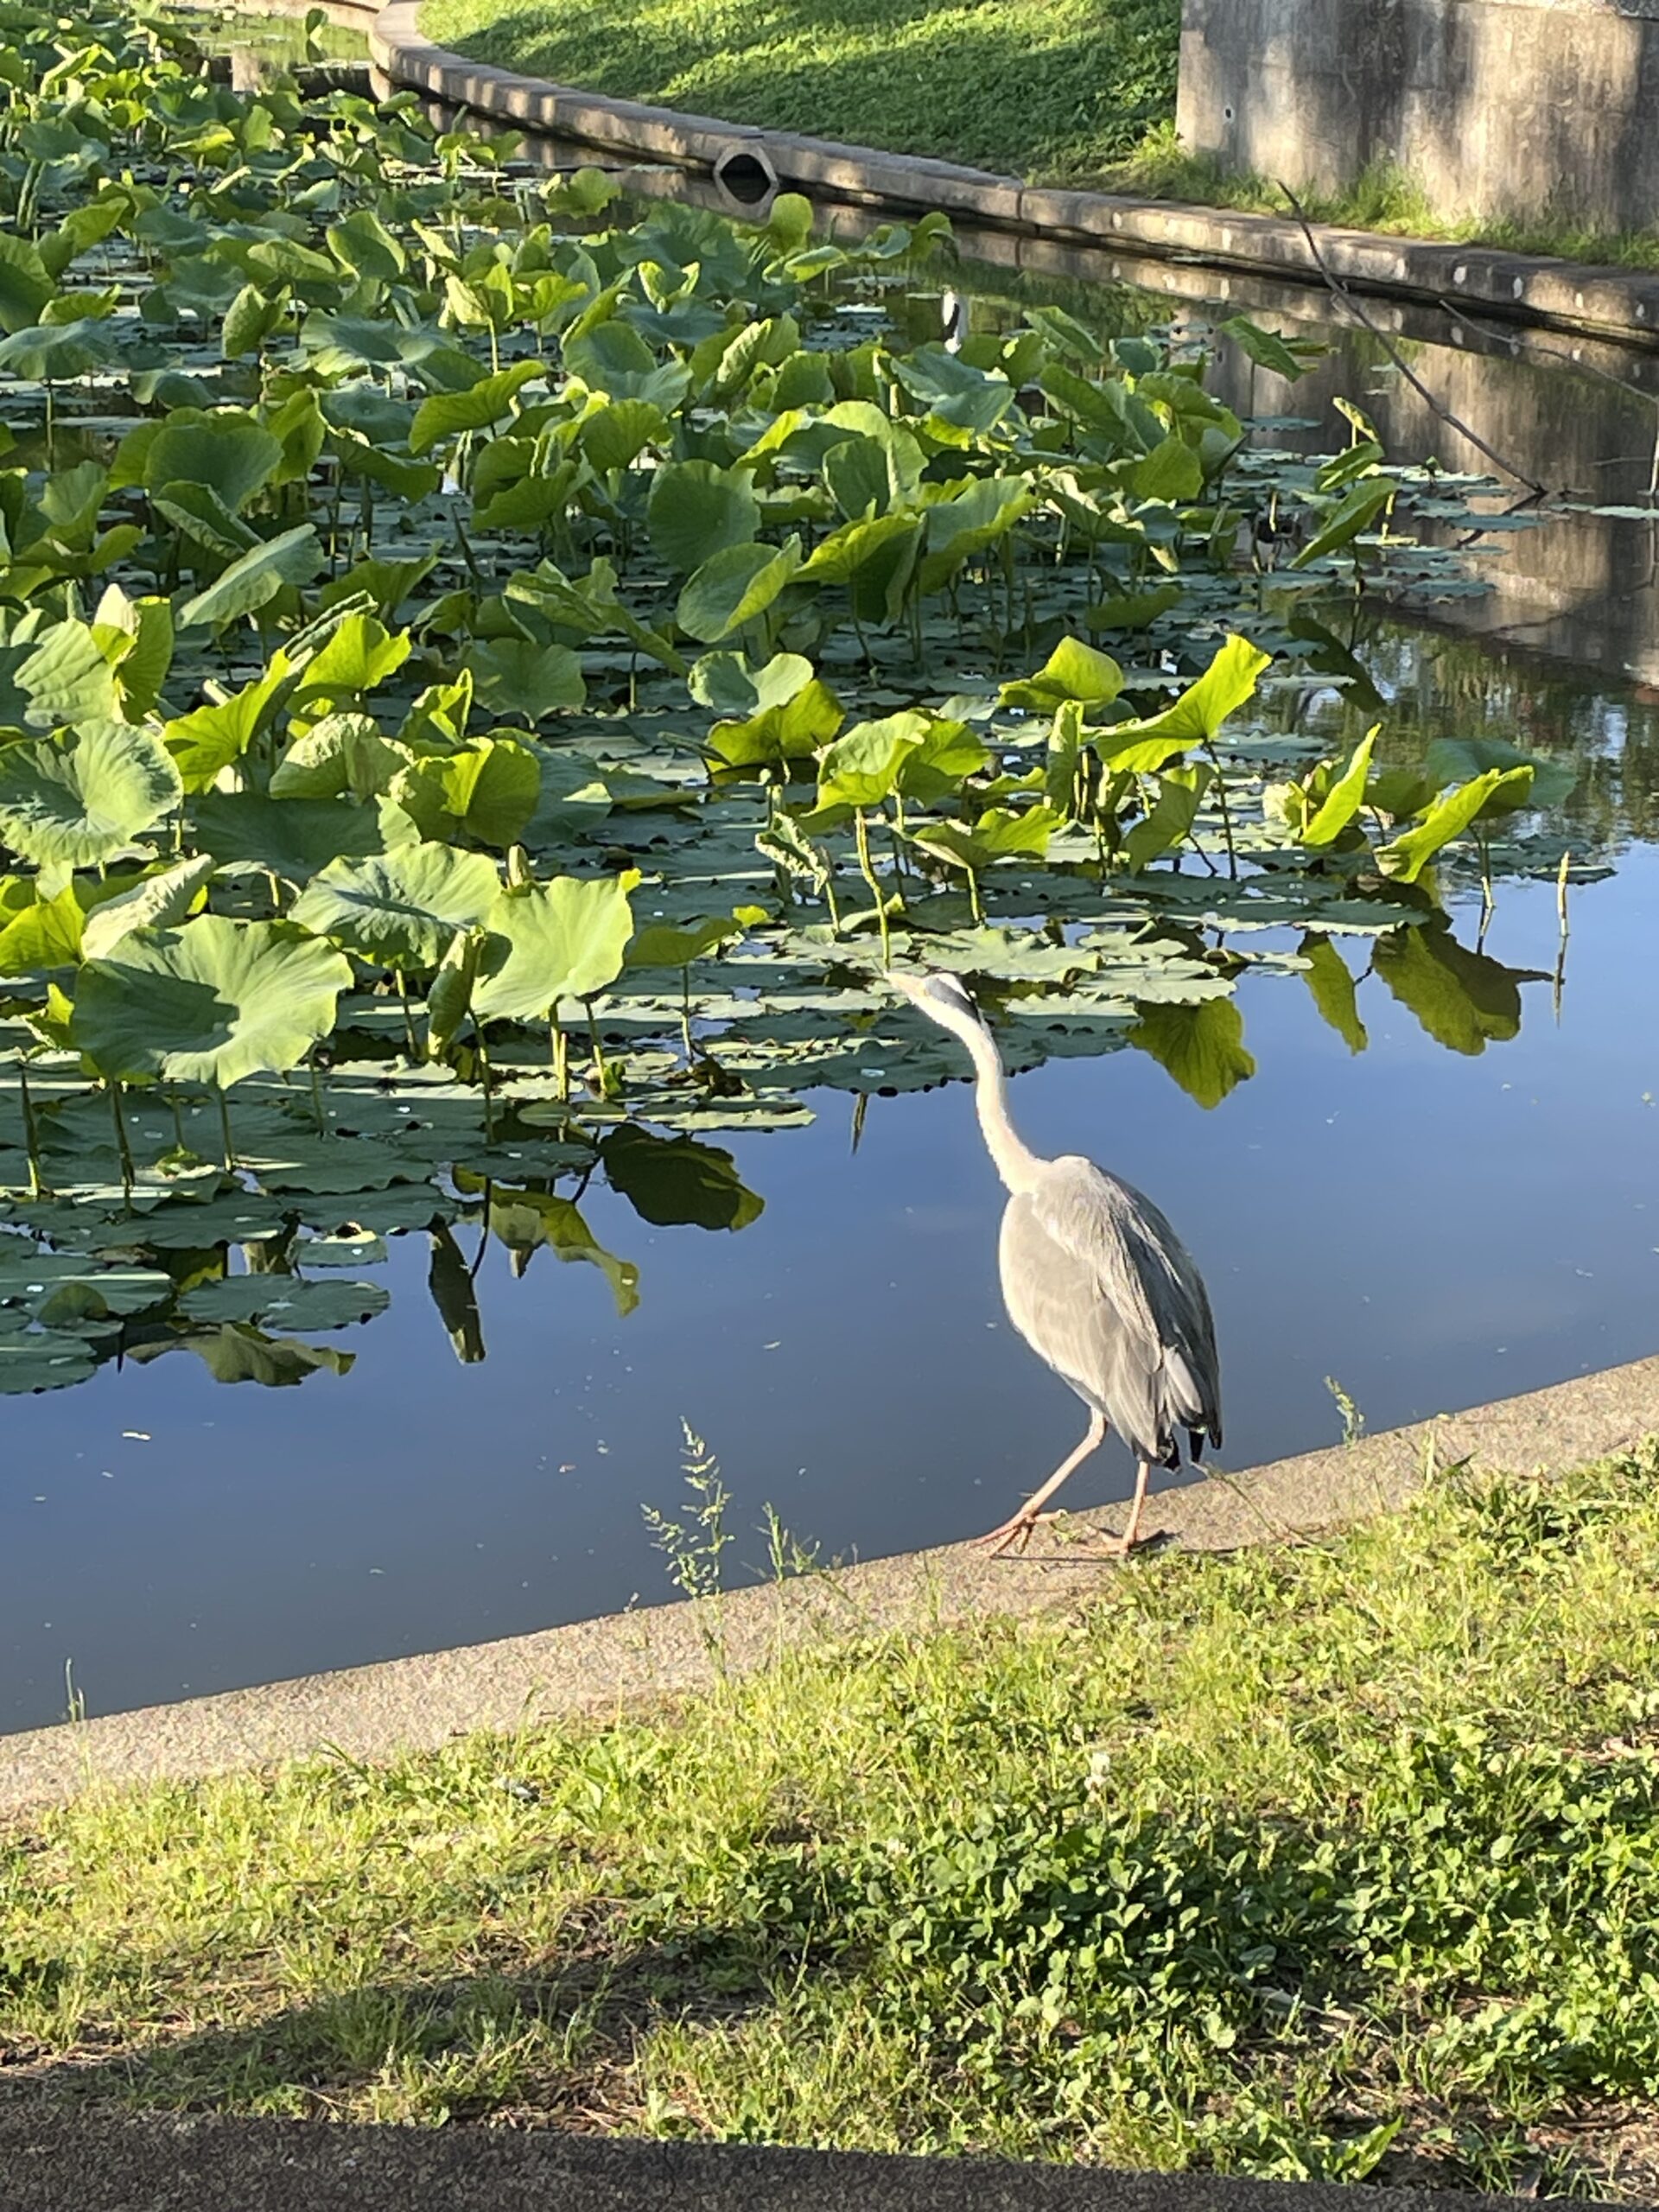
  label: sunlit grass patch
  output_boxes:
[419,0,1181,182]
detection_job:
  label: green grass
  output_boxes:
[8,1451,1659,2196]
[418,0,1181,183]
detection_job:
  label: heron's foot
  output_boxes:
[976,1511,1156,1560]
[975,1508,1064,1558]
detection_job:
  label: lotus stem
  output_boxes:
[853,809,892,968]
[394,969,420,1058]
[1203,743,1238,880]
[585,1001,611,1092]
[681,967,695,1065]
[308,1059,327,1137]
[17,1055,44,1199]
[216,1084,237,1171]
[1477,831,1496,950]
[549,1004,569,1104]
[108,1080,137,1200]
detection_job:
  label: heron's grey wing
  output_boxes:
[999,1157,1221,1464]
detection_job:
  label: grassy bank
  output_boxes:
[418,0,1181,182]
[7,1450,1659,2197]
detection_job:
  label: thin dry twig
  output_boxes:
[1274,181,1549,495]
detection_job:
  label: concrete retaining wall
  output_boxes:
[1178,0,1659,232]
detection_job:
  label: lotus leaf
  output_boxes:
[0,721,181,868]
[177,524,324,630]
[472,871,639,1024]
[80,855,216,960]
[179,1274,390,1330]
[293,847,501,970]
[72,917,353,1088]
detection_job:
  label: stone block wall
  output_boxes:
[1176,0,1659,230]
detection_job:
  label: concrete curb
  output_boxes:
[6,1354,1656,1817]
[203,0,1659,346]
[0,2112,1623,2211]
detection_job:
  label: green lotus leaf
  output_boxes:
[0,232,54,334]
[287,613,411,723]
[0,1329,99,1393]
[677,537,802,644]
[472,870,639,1024]
[689,651,814,719]
[292,846,501,970]
[164,657,292,792]
[461,639,586,720]
[1000,636,1124,714]
[1421,736,1575,811]
[817,712,928,810]
[626,913,741,969]
[388,736,541,850]
[192,792,385,884]
[0,880,83,975]
[178,1274,390,1330]
[578,397,671,473]
[408,359,543,454]
[1098,635,1271,774]
[80,855,216,961]
[142,412,283,513]
[0,721,181,868]
[270,714,413,802]
[647,460,760,577]
[1378,767,1534,883]
[177,524,324,631]
[0,316,112,381]
[71,917,353,1088]
[15,619,120,726]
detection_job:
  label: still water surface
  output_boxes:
[4,200,1659,1735]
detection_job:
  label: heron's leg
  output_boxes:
[1091,1459,1154,1557]
[976,1411,1107,1557]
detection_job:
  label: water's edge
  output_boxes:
[9,1354,1656,1815]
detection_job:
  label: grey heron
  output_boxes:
[892,970,1222,1556]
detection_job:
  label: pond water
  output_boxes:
[4,121,1659,1735]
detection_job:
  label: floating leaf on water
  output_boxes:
[179,1274,390,1330]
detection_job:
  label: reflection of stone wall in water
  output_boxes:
[1179,0,1659,232]
[1206,323,1659,686]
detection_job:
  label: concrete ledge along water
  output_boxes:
[7,1356,1656,1816]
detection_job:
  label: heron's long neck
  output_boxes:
[960,1017,1041,1193]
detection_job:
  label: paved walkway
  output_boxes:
[0,2113,1612,2211]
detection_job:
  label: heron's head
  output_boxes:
[889,969,984,1035]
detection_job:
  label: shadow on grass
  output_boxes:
[0,1910,801,2126]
